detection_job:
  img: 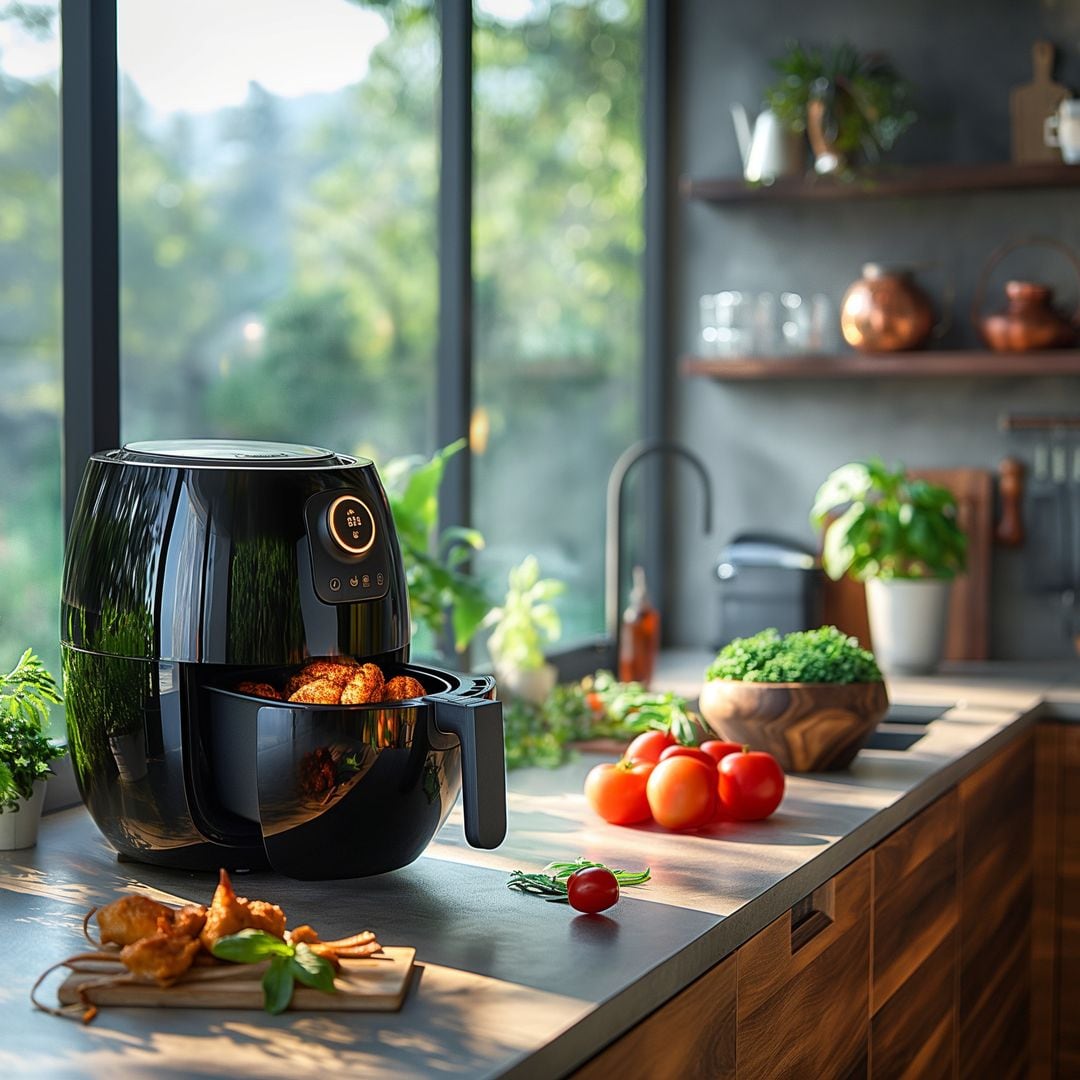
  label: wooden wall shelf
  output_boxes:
[681,351,1080,380]
[681,162,1080,205]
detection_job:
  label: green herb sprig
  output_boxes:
[507,858,651,903]
[211,929,336,1014]
[706,626,881,684]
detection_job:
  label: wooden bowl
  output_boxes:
[697,679,890,772]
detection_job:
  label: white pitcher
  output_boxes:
[731,105,804,183]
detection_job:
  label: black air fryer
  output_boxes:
[61,439,506,879]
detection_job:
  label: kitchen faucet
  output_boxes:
[605,440,713,671]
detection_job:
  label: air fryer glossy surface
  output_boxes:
[61,450,409,665]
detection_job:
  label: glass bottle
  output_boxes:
[618,565,660,686]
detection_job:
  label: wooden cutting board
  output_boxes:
[57,947,415,1012]
[821,467,992,661]
[1010,40,1068,164]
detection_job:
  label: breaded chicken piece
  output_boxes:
[166,903,208,939]
[96,895,176,947]
[234,681,282,700]
[120,931,201,986]
[288,677,343,704]
[199,869,287,952]
[383,675,426,702]
[284,659,359,698]
[340,663,386,705]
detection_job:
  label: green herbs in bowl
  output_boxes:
[700,627,887,773]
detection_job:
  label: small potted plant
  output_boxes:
[811,460,967,675]
[0,649,64,850]
[483,556,564,706]
[764,40,916,175]
[698,626,887,772]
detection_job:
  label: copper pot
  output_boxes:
[840,264,945,352]
[973,237,1080,352]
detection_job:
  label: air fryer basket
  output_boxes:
[205,661,504,879]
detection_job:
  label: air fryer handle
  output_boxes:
[431,693,507,849]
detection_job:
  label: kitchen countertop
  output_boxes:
[3,657,1079,1079]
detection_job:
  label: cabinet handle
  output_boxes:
[790,879,835,953]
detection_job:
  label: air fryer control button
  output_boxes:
[329,577,341,592]
[327,495,376,556]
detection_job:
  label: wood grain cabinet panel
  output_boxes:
[871,791,959,1080]
[736,853,871,1080]
[1058,726,1080,1073]
[571,955,736,1080]
[958,732,1035,1080]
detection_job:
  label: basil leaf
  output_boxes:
[262,955,295,1015]
[290,943,337,994]
[212,929,293,964]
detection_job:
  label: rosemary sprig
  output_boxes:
[507,858,651,903]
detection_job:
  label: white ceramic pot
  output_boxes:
[866,577,952,676]
[0,778,47,850]
[495,662,557,706]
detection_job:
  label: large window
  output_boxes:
[0,3,63,708]
[472,0,643,642]
[117,0,438,462]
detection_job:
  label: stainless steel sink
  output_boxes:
[862,703,951,752]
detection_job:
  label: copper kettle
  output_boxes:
[973,237,1080,352]
[840,264,947,352]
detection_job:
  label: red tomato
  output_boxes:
[584,760,654,825]
[659,745,718,769]
[567,866,620,913]
[646,757,718,830]
[700,740,743,764]
[718,750,785,821]
[624,729,676,765]
[585,691,605,715]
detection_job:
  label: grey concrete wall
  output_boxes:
[669,0,1080,659]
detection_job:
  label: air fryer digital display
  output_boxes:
[304,489,391,604]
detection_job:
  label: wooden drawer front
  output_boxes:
[572,955,736,1080]
[872,790,959,1014]
[737,853,871,1080]
[1059,726,1080,1072]
[958,732,1034,1079]
[871,929,956,1080]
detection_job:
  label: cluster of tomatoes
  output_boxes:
[585,730,785,832]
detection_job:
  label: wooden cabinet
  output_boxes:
[870,790,959,1080]
[1059,727,1080,1073]
[736,853,872,1079]
[957,732,1035,1079]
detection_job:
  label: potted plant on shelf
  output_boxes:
[811,460,967,675]
[484,556,564,706]
[764,41,916,176]
[698,626,887,772]
[0,649,64,850]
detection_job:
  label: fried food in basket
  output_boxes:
[284,659,359,699]
[36,869,385,1023]
[340,663,386,705]
[383,675,426,702]
[287,677,344,705]
[233,681,282,701]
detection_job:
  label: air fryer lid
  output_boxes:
[114,439,357,468]
[716,532,817,579]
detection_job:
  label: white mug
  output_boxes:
[1044,99,1080,164]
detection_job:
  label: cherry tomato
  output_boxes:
[700,740,743,764]
[584,760,654,825]
[718,750,785,821]
[585,691,606,715]
[646,757,718,830]
[567,866,620,913]
[659,745,718,769]
[625,729,676,765]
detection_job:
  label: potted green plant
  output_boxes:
[811,460,967,675]
[0,649,64,850]
[483,556,564,705]
[765,41,916,175]
[698,626,887,772]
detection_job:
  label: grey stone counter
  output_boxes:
[2,660,1077,1079]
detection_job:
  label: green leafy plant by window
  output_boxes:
[706,627,882,684]
[483,555,564,674]
[382,440,489,655]
[0,649,64,812]
[765,40,915,164]
[811,460,967,582]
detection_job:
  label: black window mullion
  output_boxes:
[60,0,120,530]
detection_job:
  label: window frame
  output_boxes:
[58,0,670,671]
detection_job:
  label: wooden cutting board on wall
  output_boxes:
[821,468,993,661]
